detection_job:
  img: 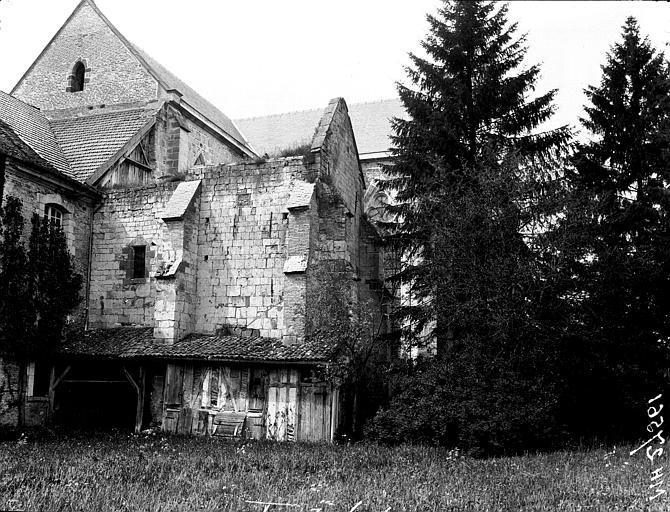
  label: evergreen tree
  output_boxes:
[371,0,572,453]
[384,0,570,352]
[557,17,670,440]
[0,197,81,426]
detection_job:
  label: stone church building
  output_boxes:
[0,0,399,440]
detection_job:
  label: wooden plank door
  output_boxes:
[266,369,298,441]
[298,383,330,442]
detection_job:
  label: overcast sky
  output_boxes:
[1,0,669,134]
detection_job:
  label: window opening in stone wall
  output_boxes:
[68,61,86,92]
[132,245,146,279]
[44,204,64,228]
[194,153,205,166]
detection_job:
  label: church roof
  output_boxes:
[235,99,406,158]
[10,0,252,157]
[0,119,56,172]
[0,91,73,177]
[128,45,251,154]
[62,327,339,363]
[49,105,157,183]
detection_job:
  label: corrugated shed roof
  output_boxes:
[62,327,338,363]
[49,106,156,182]
[130,44,252,153]
[235,99,407,158]
[0,91,73,177]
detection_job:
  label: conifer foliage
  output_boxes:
[384,0,570,349]
[0,196,82,426]
[372,0,571,453]
[557,18,670,440]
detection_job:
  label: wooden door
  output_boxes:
[266,369,298,441]
[298,383,330,442]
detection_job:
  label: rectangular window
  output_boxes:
[133,245,146,279]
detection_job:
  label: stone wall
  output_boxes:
[192,159,311,340]
[88,184,175,329]
[3,158,95,325]
[88,158,314,341]
[86,99,388,345]
[0,358,19,427]
[12,2,157,111]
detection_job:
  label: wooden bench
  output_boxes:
[212,411,247,437]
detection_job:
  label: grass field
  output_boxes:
[0,430,665,511]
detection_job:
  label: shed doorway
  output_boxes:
[53,361,145,431]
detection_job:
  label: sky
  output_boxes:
[0,0,669,134]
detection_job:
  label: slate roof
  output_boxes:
[0,119,56,171]
[0,91,72,177]
[49,106,156,183]
[130,44,252,154]
[62,327,338,363]
[235,99,407,158]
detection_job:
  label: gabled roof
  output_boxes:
[235,99,407,158]
[11,0,252,157]
[62,327,339,363]
[0,91,72,177]
[49,106,157,183]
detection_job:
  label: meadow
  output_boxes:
[0,430,664,511]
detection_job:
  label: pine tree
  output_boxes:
[384,0,570,352]
[0,197,81,426]
[558,17,670,440]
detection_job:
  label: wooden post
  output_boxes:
[47,365,71,423]
[135,366,146,434]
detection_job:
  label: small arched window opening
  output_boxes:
[44,204,65,228]
[68,61,86,92]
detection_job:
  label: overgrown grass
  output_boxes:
[0,431,664,511]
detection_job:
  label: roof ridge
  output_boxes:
[234,98,403,122]
[234,105,324,122]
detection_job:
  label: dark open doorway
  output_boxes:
[53,361,144,431]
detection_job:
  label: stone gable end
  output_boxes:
[12,2,157,110]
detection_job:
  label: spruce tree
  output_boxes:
[372,0,572,453]
[384,0,570,352]
[559,17,670,440]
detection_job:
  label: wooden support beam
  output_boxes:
[135,366,146,434]
[47,365,71,422]
[122,366,140,395]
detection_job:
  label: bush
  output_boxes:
[366,340,566,457]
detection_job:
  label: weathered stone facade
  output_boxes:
[12,2,157,111]
[0,0,392,440]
